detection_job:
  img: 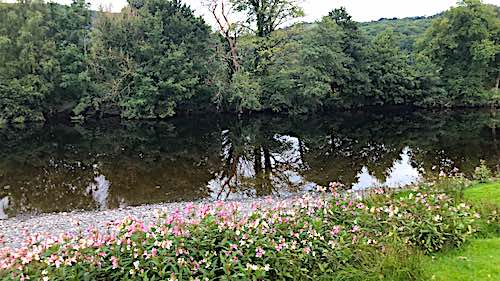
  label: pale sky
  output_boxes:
[11,0,500,23]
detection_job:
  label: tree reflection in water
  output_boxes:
[0,108,498,218]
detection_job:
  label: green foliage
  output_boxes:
[422,182,500,281]
[227,70,262,112]
[231,0,304,37]
[0,0,499,121]
[78,0,215,119]
[473,160,493,183]
[0,186,480,280]
[363,187,479,254]
[0,0,91,122]
[361,16,433,52]
[365,30,415,105]
[417,0,500,105]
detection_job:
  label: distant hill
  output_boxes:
[359,3,498,52]
[360,16,436,51]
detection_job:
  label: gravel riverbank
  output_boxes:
[0,195,305,249]
[0,188,369,249]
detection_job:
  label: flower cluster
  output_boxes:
[0,184,480,280]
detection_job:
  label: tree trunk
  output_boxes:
[254,147,262,176]
[492,111,499,173]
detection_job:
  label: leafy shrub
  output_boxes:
[473,160,492,183]
[432,173,471,201]
[473,203,500,238]
[364,191,478,253]
[0,187,480,280]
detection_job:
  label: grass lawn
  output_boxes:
[463,181,500,206]
[422,181,499,281]
[423,238,500,281]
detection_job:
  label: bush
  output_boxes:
[473,160,492,183]
[0,187,481,280]
[364,190,478,253]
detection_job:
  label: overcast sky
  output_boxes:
[31,0,500,23]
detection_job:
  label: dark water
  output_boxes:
[0,108,499,219]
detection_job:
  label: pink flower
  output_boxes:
[303,247,311,254]
[110,256,119,269]
[255,247,265,258]
[331,225,341,236]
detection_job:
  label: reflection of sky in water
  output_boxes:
[86,175,110,210]
[0,196,9,219]
[209,134,313,200]
[352,147,421,190]
[209,137,422,199]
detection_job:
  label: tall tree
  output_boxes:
[231,0,304,72]
[0,0,92,123]
[418,0,500,104]
[0,0,58,123]
[205,0,240,75]
[77,0,215,119]
[231,0,304,37]
[366,30,414,105]
[47,0,92,114]
[325,8,372,107]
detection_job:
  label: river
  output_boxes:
[0,108,498,218]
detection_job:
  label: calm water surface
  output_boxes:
[1,109,499,218]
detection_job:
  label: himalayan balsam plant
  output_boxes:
[0,183,480,280]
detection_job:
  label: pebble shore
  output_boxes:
[0,189,368,249]
[0,195,300,249]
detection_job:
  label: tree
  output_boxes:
[230,0,304,73]
[328,7,357,31]
[297,19,351,110]
[366,30,414,105]
[325,8,372,107]
[204,0,240,75]
[44,0,92,116]
[418,0,500,104]
[0,0,57,123]
[231,0,304,37]
[0,0,92,123]
[77,0,215,119]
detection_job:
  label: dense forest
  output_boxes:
[0,0,499,123]
[361,16,434,51]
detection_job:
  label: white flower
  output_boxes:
[264,264,271,271]
[133,260,140,269]
[246,263,258,271]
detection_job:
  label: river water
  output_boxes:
[0,108,498,218]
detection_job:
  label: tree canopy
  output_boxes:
[0,0,499,123]
[417,0,500,105]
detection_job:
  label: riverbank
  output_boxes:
[2,178,497,280]
[0,192,323,249]
[422,181,500,281]
[0,180,497,280]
